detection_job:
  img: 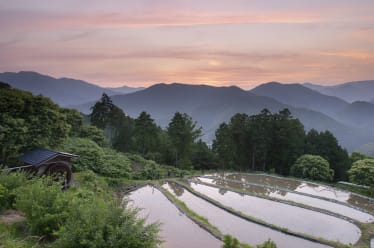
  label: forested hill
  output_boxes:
[76,83,374,151]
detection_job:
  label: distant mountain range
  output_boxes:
[251,82,349,117]
[106,85,145,95]
[1,71,374,152]
[75,82,374,151]
[0,71,142,106]
[303,81,374,103]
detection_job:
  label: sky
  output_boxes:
[1,0,374,89]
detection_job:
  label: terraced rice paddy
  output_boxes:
[221,173,373,212]
[125,173,373,247]
[162,182,331,248]
[127,186,221,248]
[188,181,361,244]
[196,177,374,223]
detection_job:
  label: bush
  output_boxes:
[290,154,334,182]
[0,183,7,210]
[348,159,374,187]
[0,170,28,209]
[52,199,160,248]
[14,178,69,237]
[60,138,131,178]
[7,170,161,247]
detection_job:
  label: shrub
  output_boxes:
[290,154,334,182]
[348,159,374,187]
[0,170,28,209]
[10,171,161,247]
[0,183,7,210]
[52,199,160,248]
[14,178,69,237]
[60,137,104,172]
[60,138,131,178]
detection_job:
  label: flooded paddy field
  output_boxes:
[196,177,374,223]
[188,181,361,244]
[162,182,331,248]
[127,186,222,248]
[210,173,373,213]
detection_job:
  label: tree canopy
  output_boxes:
[167,112,202,169]
[348,159,374,187]
[290,154,334,182]
[0,86,71,163]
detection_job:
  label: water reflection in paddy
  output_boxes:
[127,186,221,248]
[163,182,331,248]
[222,173,373,213]
[190,182,361,244]
[197,177,373,223]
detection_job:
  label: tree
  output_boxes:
[348,159,374,187]
[0,86,70,163]
[167,112,202,169]
[213,123,233,170]
[269,109,305,175]
[349,152,371,164]
[230,113,251,170]
[90,93,115,129]
[133,111,159,156]
[79,125,106,146]
[61,108,83,136]
[290,154,334,182]
[191,140,217,170]
[305,130,350,181]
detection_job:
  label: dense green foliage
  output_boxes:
[89,94,213,169]
[0,86,70,163]
[304,129,350,181]
[167,112,202,169]
[212,109,350,180]
[213,109,305,174]
[348,159,374,187]
[60,137,132,178]
[1,171,161,247]
[290,155,334,182]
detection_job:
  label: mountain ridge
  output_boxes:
[303,80,374,103]
[0,71,118,106]
[75,82,374,151]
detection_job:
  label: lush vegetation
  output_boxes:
[348,159,374,187]
[89,93,215,169]
[212,109,351,181]
[1,83,372,247]
[0,170,160,247]
[290,155,334,182]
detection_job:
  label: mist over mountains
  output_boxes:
[1,71,374,153]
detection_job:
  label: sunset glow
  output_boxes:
[1,0,374,88]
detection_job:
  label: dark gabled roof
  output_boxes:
[18,148,78,165]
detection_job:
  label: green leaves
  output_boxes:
[167,112,202,169]
[2,171,161,247]
[290,154,334,182]
[348,159,374,187]
[60,138,131,178]
[0,86,71,163]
